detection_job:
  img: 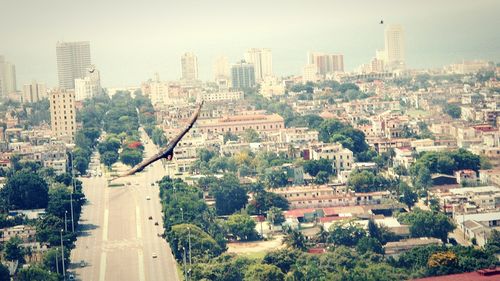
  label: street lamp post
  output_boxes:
[182,246,188,281]
[180,208,184,222]
[60,229,65,279]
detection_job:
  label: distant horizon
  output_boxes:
[1,0,499,88]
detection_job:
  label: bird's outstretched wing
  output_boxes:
[111,101,204,180]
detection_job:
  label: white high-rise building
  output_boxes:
[384,24,405,70]
[74,65,102,101]
[213,56,230,79]
[181,52,199,81]
[244,48,272,82]
[302,64,319,83]
[49,89,76,143]
[0,56,17,98]
[22,81,47,103]
[213,56,231,90]
[56,41,92,89]
[148,72,168,105]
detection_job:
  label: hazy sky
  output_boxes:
[1,0,499,87]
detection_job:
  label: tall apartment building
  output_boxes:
[384,24,405,71]
[213,56,230,79]
[56,41,92,89]
[0,55,17,98]
[244,48,272,82]
[307,52,344,75]
[74,66,102,101]
[213,56,231,90]
[22,81,47,103]
[181,52,199,81]
[231,61,255,90]
[49,89,76,143]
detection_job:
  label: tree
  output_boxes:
[16,266,58,281]
[211,175,248,215]
[73,156,89,175]
[151,127,167,146]
[267,207,285,225]
[314,171,329,184]
[2,171,49,209]
[169,224,224,262]
[243,128,261,143]
[283,229,307,250]
[263,170,288,188]
[244,264,284,281]
[399,182,418,210]
[223,132,239,143]
[444,104,461,119]
[247,191,289,215]
[4,236,24,262]
[413,165,432,189]
[226,214,258,241]
[356,236,383,254]
[427,251,459,276]
[101,151,119,167]
[0,263,9,281]
[303,159,332,177]
[397,208,455,241]
[263,249,302,273]
[42,247,68,275]
[485,229,500,254]
[197,148,216,163]
[328,221,366,247]
[120,148,143,167]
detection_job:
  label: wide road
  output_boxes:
[70,130,179,281]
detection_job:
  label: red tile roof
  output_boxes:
[411,268,500,281]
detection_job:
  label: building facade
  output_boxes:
[56,41,92,89]
[181,52,199,81]
[384,24,405,70]
[22,81,46,103]
[197,113,284,134]
[244,48,273,82]
[231,61,256,89]
[49,89,76,142]
[0,55,17,98]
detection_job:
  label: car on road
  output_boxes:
[69,273,75,280]
[148,216,153,220]
[154,221,159,226]
[146,196,151,200]
[152,253,157,258]
[80,260,85,267]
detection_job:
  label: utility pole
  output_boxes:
[64,211,68,232]
[183,246,187,281]
[70,193,75,232]
[55,250,59,274]
[69,151,75,233]
[188,227,192,266]
[60,229,65,279]
[259,210,264,238]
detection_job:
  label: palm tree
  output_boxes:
[284,228,307,251]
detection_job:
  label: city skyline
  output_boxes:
[0,0,499,87]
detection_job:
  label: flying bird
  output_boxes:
[111,101,204,180]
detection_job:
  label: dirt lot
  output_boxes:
[227,235,285,256]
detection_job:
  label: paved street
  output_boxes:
[70,130,179,281]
